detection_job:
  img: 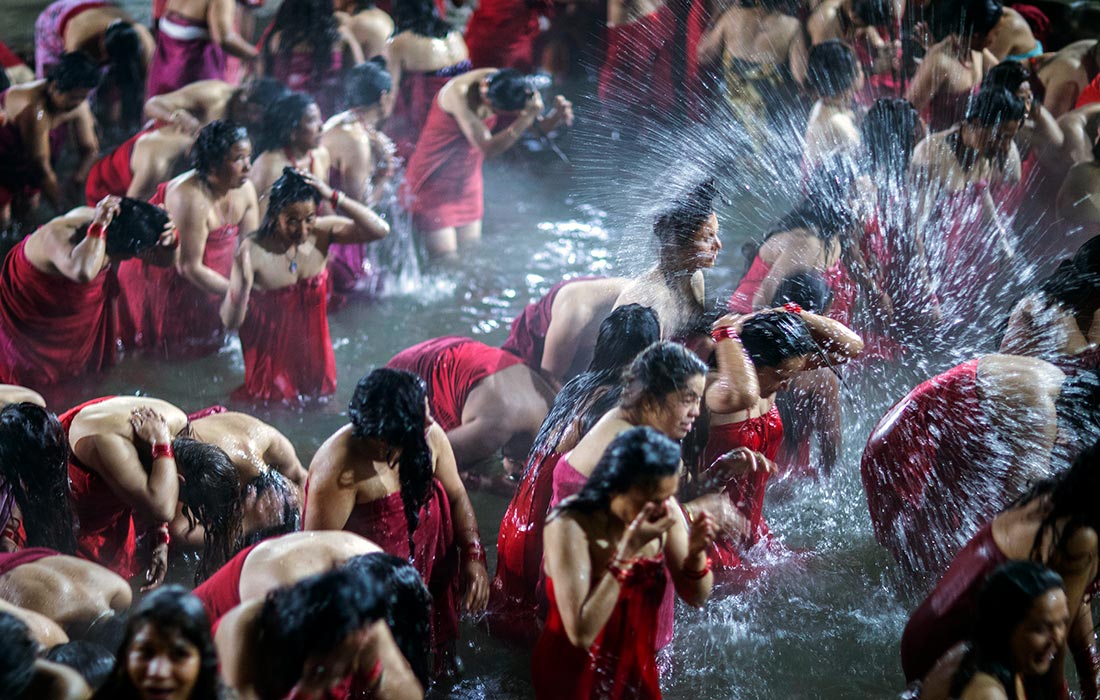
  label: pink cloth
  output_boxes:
[34,0,111,78]
[146,12,226,98]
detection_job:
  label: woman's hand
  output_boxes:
[92,195,122,228]
[686,509,717,561]
[130,407,172,448]
[142,542,168,592]
[709,447,777,481]
[462,559,490,614]
[299,170,334,203]
[616,499,676,561]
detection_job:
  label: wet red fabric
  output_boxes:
[729,253,853,325]
[463,0,550,70]
[193,543,258,626]
[488,451,560,645]
[387,62,471,161]
[729,256,771,313]
[146,12,226,98]
[597,1,706,119]
[0,547,56,576]
[1076,74,1100,109]
[187,405,229,421]
[899,522,1006,682]
[400,98,496,232]
[0,240,119,387]
[267,46,345,117]
[501,276,602,371]
[116,182,237,358]
[85,123,160,204]
[860,359,993,574]
[0,41,22,69]
[62,396,142,579]
[532,556,667,700]
[331,478,459,660]
[386,336,522,431]
[703,405,784,570]
[232,269,336,404]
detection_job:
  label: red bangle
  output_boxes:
[710,325,739,343]
[151,442,174,461]
[87,222,107,240]
[330,190,344,209]
[683,556,711,580]
[783,302,803,315]
[463,539,486,564]
[155,523,170,546]
[607,558,634,583]
[364,658,384,688]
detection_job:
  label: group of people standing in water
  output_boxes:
[0,0,1098,698]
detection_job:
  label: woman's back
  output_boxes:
[390,31,468,73]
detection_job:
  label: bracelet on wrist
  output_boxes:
[710,325,739,343]
[782,302,803,315]
[463,539,486,564]
[155,522,170,547]
[87,222,107,240]
[607,557,634,584]
[682,555,712,581]
[150,442,174,461]
[330,189,344,209]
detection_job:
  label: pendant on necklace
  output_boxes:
[289,260,298,274]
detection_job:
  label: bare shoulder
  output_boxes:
[958,673,1010,700]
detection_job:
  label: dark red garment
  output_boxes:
[488,451,560,645]
[386,336,523,431]
[597,1,707,120]
[899,522,1007,682]
[62,396,142,580]
[860,359,999,576]
[1077,74,1100,109]
[84,122,163,205]
[187,405,229,421]
[193,542,258,626]
[400,99,496,232]
[464,0,550,70]
[116,182,237,358]
[232,269,336,404]
[532,556,667,700]
[0,547,56,576]
[1010,4,1050,44]
[387,61,472,161]
[0,40,24,69]
[325,478,459,662]
[0,240,119,388]
[501,276,602,371]
[728,254,854,325]
[853,26,901,104]
[703,405,784,570]
[146,12,226,98]
[0,90,68,207]
[267,45,345,117]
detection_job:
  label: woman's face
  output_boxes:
[620,474,680,524]
[644,374,705,440]
[686,212,722,271]
[756,355,808,396]
[276,200,318,246]
[293,104,324,151]
[126,622,202,700]
[1009,588,1070,677]
[299,627,371,693]
[215,140,253,188]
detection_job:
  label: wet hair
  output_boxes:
[653,179,720,267]
[45,641,116,691]
[345,57,392,109]
[102,22,144,132]
[0,612,37,698]
[47,51,101,93]
[263,0,341,85]
[348,369,434,555]
[861,98,922,184]
[524,304,661,473]
[1015,439,1100,567]
[1053,369,1100,453]
[255,566,385,699]
[771,272,833,314]
[235,77,291,130]
[1036,238,1100,313]
[486,69,534,112]
[966,87,1026,126]
[93,586,227,700]
[259,92,317,154]
[192,120,250,178]
[768,155,858,244]
[392,0,451,38]
[551,426,681,518]
[949,562,1065,700]
[929,0,1003,42]
[0,403,77,553]
[343,553,431,687]
[234,470,302,550]
[982,61,1030,95]
[171,437,242,584]
[850,0,893,26]
[739,310,818,369]
[620,341,708,414]
[807,40,859,98]
[70,197,171,259]
[257,168,322,240]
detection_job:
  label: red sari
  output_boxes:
[532,556,667,700]
[0,548,56,576]
[232,269,337,404]
[0,240,119,388]
[84,122,163,204]
[116,183,237,358]
[400,99,496,232]
[728,254,854,326]
[386,60,472,161]
[62,397,142,580]
[146,12,227,98]
[501,276,602,371]
[192,542,259,626]
[463,0,550,70]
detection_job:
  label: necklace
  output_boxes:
[286,244,299,274]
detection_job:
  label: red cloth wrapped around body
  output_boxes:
[192,543,259,626]
[1076,74,1100,109]
[266,46,345,118]
[0,240,119,387]
[401,99,496,232]
[501,276,602,371]
[386,336,523,431]
[62,396,142,579]
[532,556,667,700]
[232,269,337,404]
[728,254,854,325]
[463,0,549,70]
[85,122,163,204]
[702,404,784,570]
[146,12,227,98]
[116,182,237,358]
[387,61,472,161]
[0,547,56,576]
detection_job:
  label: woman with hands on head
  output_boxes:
[221,167,388,404]
[533,427,716,700]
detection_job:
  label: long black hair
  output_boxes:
[258,92,316,155]
[263,0,341,84]
[193,120,250,178]
[620,341,708,414]
[257,168,321,240]
[349,369,434,555]
[551,426,681,519]
[1035,236,1100,313]
[234,470,302,551]
[739,310,818,370]
[392,0,451,38]
[92,586,229,700]
[172,437,243,584]
[949,562,1066,700]
[0,403,77,553]
[861,97,922,187]
[766,155,857,245]
[524,304,661,474]
[806,40,859,98]
[71,197,171,259]
[101,21,145,133]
